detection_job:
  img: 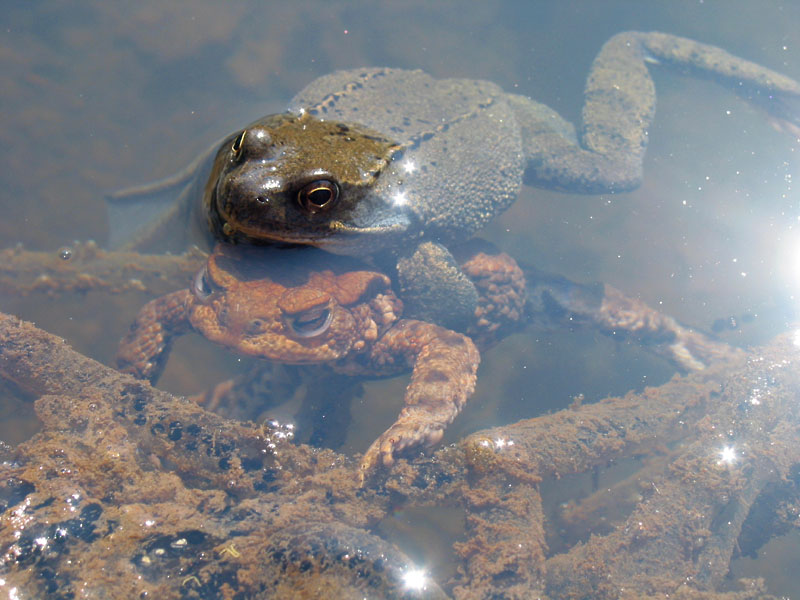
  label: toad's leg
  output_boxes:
[117,289,192,382]
[510,31,800,193]
[460,246,734,370]
[190,363,304,414]
[457,245,528,348]
[592,284,744,370]
[526,269,742,371]
[360,319,480,476]
[397,240,528,339]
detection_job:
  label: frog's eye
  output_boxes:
[297,180,339,214]
[192,266,216,303]
[287,305,333,338]
[231,130,247,159]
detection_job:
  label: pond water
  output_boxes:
[2,1,800,597]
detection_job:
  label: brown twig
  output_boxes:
[0,241,205,297]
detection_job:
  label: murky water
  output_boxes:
[2,1,800,597]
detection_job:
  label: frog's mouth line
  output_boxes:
[287,222,410,252]
[230,220,410,249]
[328,220,407,235]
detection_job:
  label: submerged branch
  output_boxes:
[1,251,799,598]
[0,242,205,297]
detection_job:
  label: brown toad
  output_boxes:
[117,244,527,475]
[118,242,740,475]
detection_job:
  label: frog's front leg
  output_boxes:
[395,241,480,332]
[117,289,193,382]
[359,319,480,476]
[513,31,800,193]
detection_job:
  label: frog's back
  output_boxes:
[290,68,525,244]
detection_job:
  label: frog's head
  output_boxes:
[204,112,411,254]
[187,245,400,363]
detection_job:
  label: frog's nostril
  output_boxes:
[231,130,247,159]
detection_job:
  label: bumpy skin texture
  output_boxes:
[118,245,521,474]
[116,290,192,382]
[118,243,740,477]
[109,33,800,253]
[108,32,800,327]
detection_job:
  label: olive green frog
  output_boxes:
[107,32,800,328]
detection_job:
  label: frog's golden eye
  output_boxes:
[297,180,339,214]
[231,130,247,159]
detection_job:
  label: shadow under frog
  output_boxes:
[107,31,800,329]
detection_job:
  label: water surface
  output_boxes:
[2,1,800,595]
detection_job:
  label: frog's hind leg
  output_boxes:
[105,143,218,253]
[637,32,800,134]
[512,31,800,194]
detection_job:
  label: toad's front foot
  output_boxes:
[360,416,446,480]
[359,320,479,481]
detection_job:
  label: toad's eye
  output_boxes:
[192,266,216,302]
[231,130,247,159]
[297,180,339,214]
[287,306,333,338]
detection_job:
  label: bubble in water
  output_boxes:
[58,247,72,260]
